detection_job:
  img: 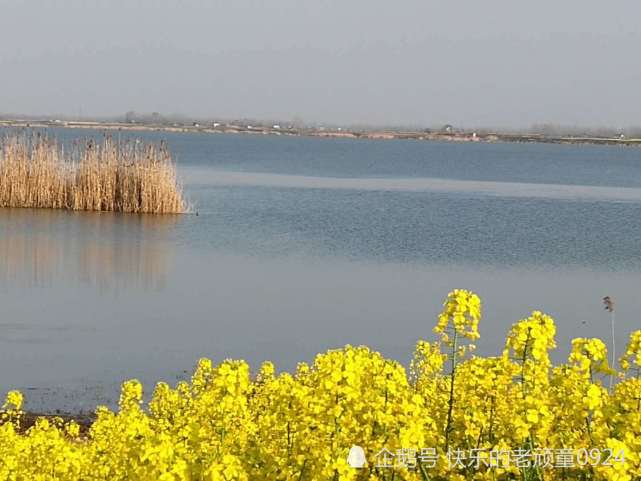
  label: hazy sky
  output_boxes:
[1,0,640,127]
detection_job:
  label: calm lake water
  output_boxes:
[2,129,641,411]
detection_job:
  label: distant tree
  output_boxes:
[125,111,137,123]
[626,126,641,139]
[291,116,306,128]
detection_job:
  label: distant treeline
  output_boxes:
[524,124,641,138]
[2,111,641,139]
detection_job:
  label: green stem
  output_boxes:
[444,330,459,452]
[609,311,616,391]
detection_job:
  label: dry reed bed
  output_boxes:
[0,135,187,214]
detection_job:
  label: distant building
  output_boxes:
[441,124,454,133]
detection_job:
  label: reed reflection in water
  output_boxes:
[0,208,178,289]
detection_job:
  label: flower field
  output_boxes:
[1,290,640,481]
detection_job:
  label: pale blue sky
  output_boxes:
[1,0,640,127]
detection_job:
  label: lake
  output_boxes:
[1,129,641,411]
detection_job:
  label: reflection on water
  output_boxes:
[0,208,178,289]
[183,169,641,202]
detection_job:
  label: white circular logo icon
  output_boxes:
[347,445,367,468]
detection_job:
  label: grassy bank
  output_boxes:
[0,135,186,214]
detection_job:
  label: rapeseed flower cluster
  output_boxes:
[620,330,641,374]
[1,290,640,481]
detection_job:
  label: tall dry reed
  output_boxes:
[0,135,187,214]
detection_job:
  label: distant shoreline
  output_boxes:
[1,118,641,147]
